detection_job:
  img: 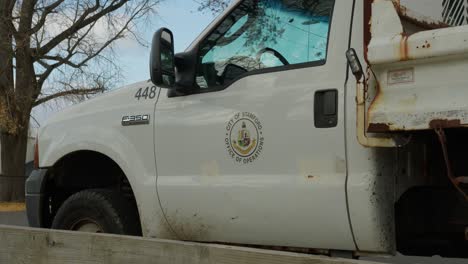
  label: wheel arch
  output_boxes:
[41,149,142,232]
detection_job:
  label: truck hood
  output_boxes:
[42,80,152,127]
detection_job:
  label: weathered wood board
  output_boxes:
[0,225,385,264]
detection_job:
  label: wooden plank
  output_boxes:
[0,225,384,264]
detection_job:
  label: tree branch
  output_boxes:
[29,0,65,34]
[37,0,129,57]
[36,50,75,88]
[33,87,103,106]
[36,3,146,89]
[35,17,97,88]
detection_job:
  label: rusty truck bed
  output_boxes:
[364,0,468,132]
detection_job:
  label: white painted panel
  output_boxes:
[155,0,356,251]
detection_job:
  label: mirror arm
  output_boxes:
[174,48,198,89]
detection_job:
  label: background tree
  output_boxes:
[0,0,159,202]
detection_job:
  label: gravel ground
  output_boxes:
[0,211,466,263]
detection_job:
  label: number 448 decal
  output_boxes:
[135,86,157,100]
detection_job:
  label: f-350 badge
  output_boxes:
[225,112,264,164]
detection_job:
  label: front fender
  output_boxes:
[41,125,142,175]
[36,82,175,239]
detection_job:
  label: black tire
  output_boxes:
[51,189,141,236]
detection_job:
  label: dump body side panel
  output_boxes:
[366,0,468,132]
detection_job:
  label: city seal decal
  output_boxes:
[225,112,264,164]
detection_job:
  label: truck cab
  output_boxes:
[27,0,468,259]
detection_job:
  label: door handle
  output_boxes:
[314,89,338,128]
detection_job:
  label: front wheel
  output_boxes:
[51,189,141,236]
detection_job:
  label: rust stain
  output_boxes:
[429,119,461,129]
[367,76,383,118]
[419,40,431,49]
[368,123,391,133]
[392,0,401,6]
[400,34,409,61]
[363,0,373,63]
[391,0,403,17]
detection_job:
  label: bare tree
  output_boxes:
[0,0,159,202]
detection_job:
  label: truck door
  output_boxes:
[155,0,356,250]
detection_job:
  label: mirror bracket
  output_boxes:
[174,48,198,90]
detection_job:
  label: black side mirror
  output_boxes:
[346,48,364,81]
[150,28,175,88]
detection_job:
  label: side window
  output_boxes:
[196,0,335,89]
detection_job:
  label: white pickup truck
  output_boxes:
[26,0,468,259]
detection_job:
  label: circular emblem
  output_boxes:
[225,112,264,164]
